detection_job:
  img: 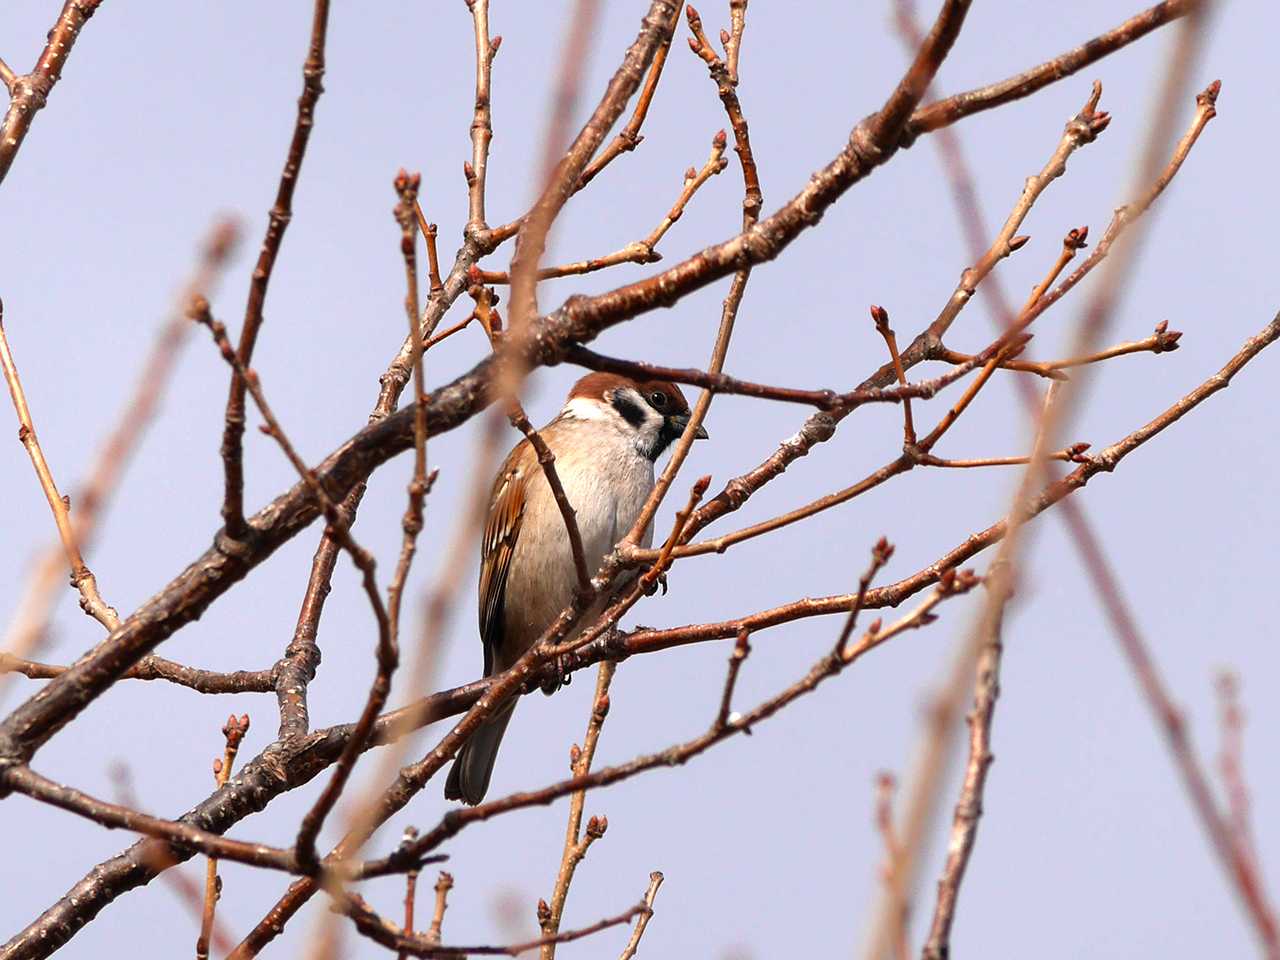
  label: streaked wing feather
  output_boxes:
[477,450,528,675]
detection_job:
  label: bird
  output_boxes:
[444,371,708,805]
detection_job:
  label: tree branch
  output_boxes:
[0,0,106,185]
[219,0,331,539]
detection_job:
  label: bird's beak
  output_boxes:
[669,414,709,440]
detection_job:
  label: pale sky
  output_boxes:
[1,2,1276,957]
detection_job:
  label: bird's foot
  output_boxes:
[540,652,573,695]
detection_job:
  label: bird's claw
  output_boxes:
[541,652,572,695]
[642,571,669,596]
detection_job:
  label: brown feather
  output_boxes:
[477,441,534,674]
[567,371,692,415]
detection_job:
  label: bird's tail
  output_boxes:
[444,701,516,805]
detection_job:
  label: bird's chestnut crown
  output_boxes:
[563,372,707,459]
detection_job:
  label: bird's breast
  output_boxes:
[501,422,656,650]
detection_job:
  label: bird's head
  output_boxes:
[563,371,708,460]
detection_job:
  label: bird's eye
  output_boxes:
[649,391,668,409]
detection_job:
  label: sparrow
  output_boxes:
[444,372,708,804]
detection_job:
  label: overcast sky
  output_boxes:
[1,2,1276,957]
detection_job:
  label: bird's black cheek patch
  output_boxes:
[611,392,646,430]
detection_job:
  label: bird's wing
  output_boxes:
[477,442,530,676]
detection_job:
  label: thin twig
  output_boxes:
[919,444,1091,469]
[0,653,275,693]
[917,83,1107,356]
[939,321,1182,381]
[639,476,711,594]
[872,305,917,446]
[834,538,895,660]
[577,2,683,191]
[0,301,119,633]
[1,219,238,692]
[107,764,237,954]
[620,0,763,549]
[1024,225,1089,310]
[197,714,249,960]
[428,871,453,944]
[396,827,421,960]
[339,890,647,958]
[873,773,908,960]
[540,662,617,958]
[919,602,1004,960]
[618,872,664,960]
[219,0,331,540]
[685,2,761,221]
[565,343,985,411]
[0,0,106,185]
[473,130,728,284]
[389,169,433,648]
[191,297,398,873]
[714,628,751,732]
[413,200,445,300]
[464,0,498,239]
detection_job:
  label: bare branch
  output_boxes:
[428,870,453,945]
[618,872,665,960]
[11,0,1208,786]
[872,305,917,446]
[0,653,274,694]
[197,714,250,960]
[389,572,979,868]
[15,292,1275,956]
[0,219,238,690]
[904,0,1198,140]
[191,298,399,873]
[577,3,682,191]
[219,0,331,539]
[0,301,119,633]
[339,889,648,958]
[920,604,1004,960]
[474,130,728,285]
[464,0,499,238]
[540,662,617,957]
[0,0,106,185]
